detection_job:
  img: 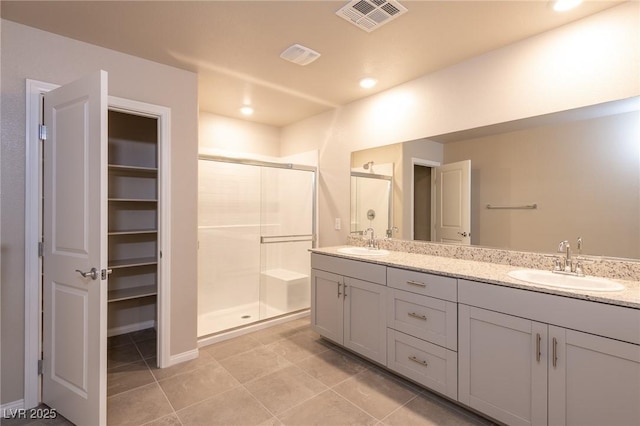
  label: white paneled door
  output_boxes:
[42,70,108,426]
[433,160,471,244]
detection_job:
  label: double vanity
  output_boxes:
[310,245,640,426]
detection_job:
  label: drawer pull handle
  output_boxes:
[409,355,428,367]
[408,312,427,321]
[406,280,426,288]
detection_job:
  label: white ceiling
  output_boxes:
[1,1,624,127]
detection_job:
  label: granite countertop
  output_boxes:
[311,246,640,310]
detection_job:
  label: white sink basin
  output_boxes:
[337,247,390,256]
[507,269,624,292]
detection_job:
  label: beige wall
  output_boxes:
[444,111,640,258]
[1,20,199,404]
[199,111,280,157]
[280,3,639,248]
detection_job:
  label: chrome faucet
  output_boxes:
[364,227,377,249]
[558,240,571,272]
[554,238,585,277]
[386,226,399,238]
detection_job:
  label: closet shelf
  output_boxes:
[108,198,158,203]
[108,164,158,174]
[108,229,158,236]
[109,257,158,269]
[108,285,157,303]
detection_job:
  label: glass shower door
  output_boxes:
[197,160,262,336]
[259,167,316,319]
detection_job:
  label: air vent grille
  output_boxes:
[336,0,407,33]
[279,44,321,66]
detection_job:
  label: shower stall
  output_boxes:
[197,156,316,337]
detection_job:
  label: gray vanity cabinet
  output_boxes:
[458,279,640,426]
[547,326,640,426]
[310,254,388,364]
[458,305,548,426]
[386,267,458,400]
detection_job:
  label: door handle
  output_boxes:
[337,282,342,298]
[552,337,558,368]
[536,333,541,363]
[75,267,98,280]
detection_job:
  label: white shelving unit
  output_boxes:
[107,110,160,339]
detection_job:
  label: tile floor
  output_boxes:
[5,317,496,426]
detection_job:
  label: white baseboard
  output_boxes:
[197,310,310,347]
[168,349,199,367]
[108,320,156,337]
[2,399,25,418]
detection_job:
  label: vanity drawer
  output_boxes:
[387,329,458,400]
[387,267,457,302]
[387,289,457,350]
[311,253,386,285]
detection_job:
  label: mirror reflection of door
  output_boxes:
[413,160,471,244]
[434,160,471,244]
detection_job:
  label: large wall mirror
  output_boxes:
[350,97,640,260]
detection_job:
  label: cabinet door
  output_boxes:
[310,269,343,343]
[459,305,547,426]
[548,326,640,426]
[343,277,387,364]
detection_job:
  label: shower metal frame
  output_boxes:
[198,154,317,248]
[350,170,393,234]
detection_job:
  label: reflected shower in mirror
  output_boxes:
[350,162,393,240]
[350,97,640,260]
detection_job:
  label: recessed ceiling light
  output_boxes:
[240,106,254,116]
[359,78,378,89]
[551,0,583,12]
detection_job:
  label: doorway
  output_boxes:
[24,76,171,424]
[413,164,432,241]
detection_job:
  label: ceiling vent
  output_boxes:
[336,0,408,33]
[280,44,321,66]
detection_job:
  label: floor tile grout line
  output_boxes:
[153,378,183,426]
[327,388,380,423]
[377,392,420,424]
[168,383,245,417]
[238,380,284,422]
[217,346,295,387]
[272,387,343,423]
[418,388,495,425]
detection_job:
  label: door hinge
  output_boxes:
[38,124,48,141]
[38,359,44,375]
[38,242,44,257]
